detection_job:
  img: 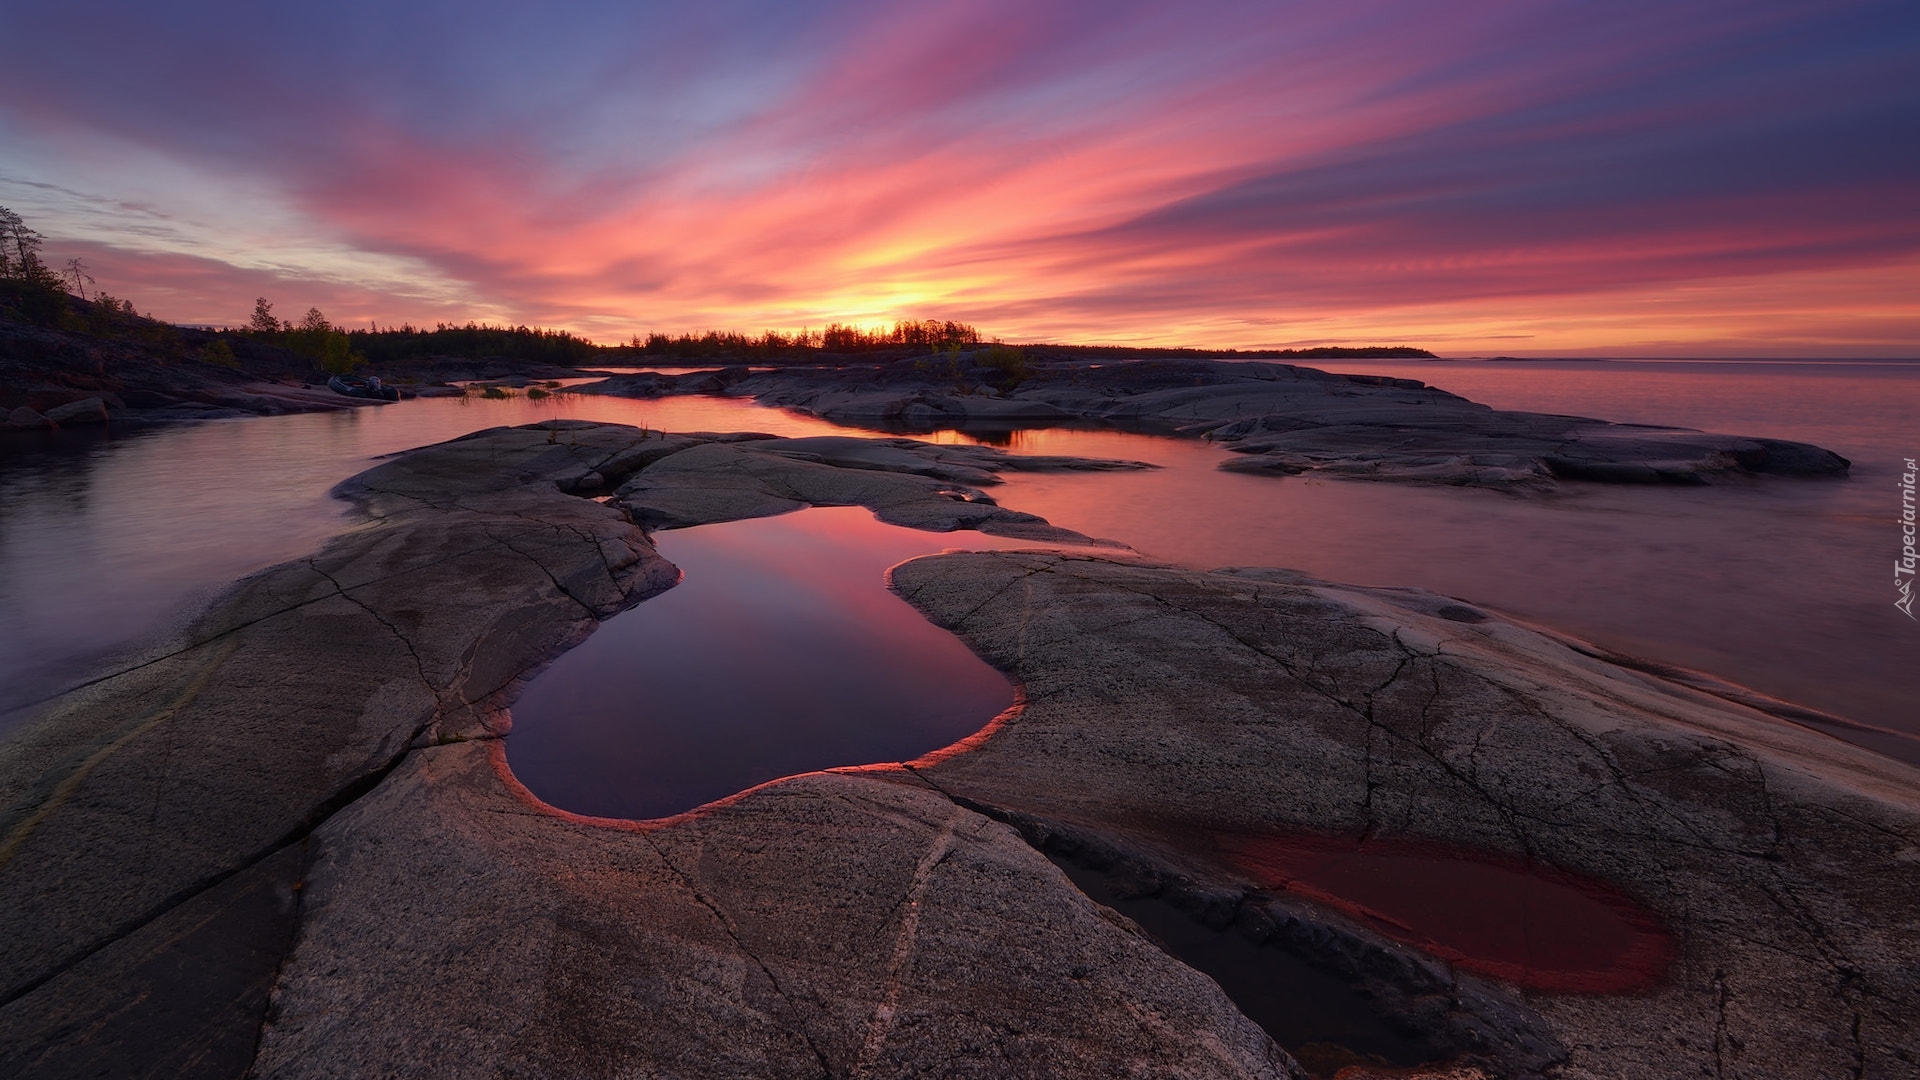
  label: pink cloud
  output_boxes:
[5,0,1913,354]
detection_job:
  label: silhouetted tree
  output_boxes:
[249,297,281,334]
[0,206,56,287]
[61,258,94,300]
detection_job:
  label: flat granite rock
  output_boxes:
[250,748,1297,1079]
[0,421,680,1077]
[579,358,1850,489]
[609,435,1132,545]
[1,420,1905,1079]
[890,551,1920,1079]
[0,421,1263,1079]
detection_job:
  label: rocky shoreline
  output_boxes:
[580,357,1852,489]
[3,321,1857,495]
[0,421,1911,1078]
[0,314,607,429]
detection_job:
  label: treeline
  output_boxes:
[0,205,200,360]
[241,296,601,373]
[241,298,360,373]
[0,206,149,334]
[348,321,600,366]
[632,319,982,358]
[1022,344,1436,360]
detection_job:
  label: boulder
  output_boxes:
[42,397,108,425]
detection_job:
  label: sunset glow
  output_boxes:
[2,0,1914,353]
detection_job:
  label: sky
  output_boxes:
[1,0,1915,355]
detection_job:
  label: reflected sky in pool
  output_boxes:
[503,507,1029,820]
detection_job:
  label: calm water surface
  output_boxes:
[507,507,1027,819]
[0,390,855,724]
[2,361,1916,772]
[951,359,1920,758]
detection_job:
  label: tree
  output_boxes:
[0,205,53,285]
[249,297,281,334]
[61,258,95,300]
[0,207,17,277]
[298,306,330,332]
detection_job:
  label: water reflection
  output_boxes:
[0,390,858,726]
[503,507,1028,820]
[918,360,1920,754]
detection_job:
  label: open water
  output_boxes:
[2,359,1916,776]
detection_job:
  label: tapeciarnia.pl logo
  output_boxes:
[1899,458,1917,619]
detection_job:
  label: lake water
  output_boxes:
[2,360,1916,776]
[0,389,854,724]
[935,359,1920,758]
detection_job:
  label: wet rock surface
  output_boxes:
[0,419,1907,1078]
[581,357,1851,489]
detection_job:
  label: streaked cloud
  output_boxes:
[1,0,1913,353]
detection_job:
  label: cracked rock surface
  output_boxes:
[0,421,678,1077]
[0,420,1281,1078]
[890,552,1920,1078]
[0,419,1904,1078]
[581,358,1850,489]
[252,750,1298,1079]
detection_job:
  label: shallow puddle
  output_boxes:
[1216,831,1673,993]
[1049,856,1442,1078]
[505,507,1029,820]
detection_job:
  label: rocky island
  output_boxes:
[0,420,1910,1079]
[578,356,1851,489]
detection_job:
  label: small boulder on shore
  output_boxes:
[5,406,52,429]
[42,397,109,426]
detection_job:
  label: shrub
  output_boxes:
[202,340,239,369]
[979,344,1033,390]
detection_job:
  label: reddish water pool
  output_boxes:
[1216,831,1673,993]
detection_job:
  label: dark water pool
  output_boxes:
[1215,830,1672,993]
[503,507,1029,820]
[1050,856,1443,1078]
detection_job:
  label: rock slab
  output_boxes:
[582,357,1850,489]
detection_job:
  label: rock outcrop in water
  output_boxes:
[581,358,1852,489]
[612,433,1148,538]
[0,421,1909,1079]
